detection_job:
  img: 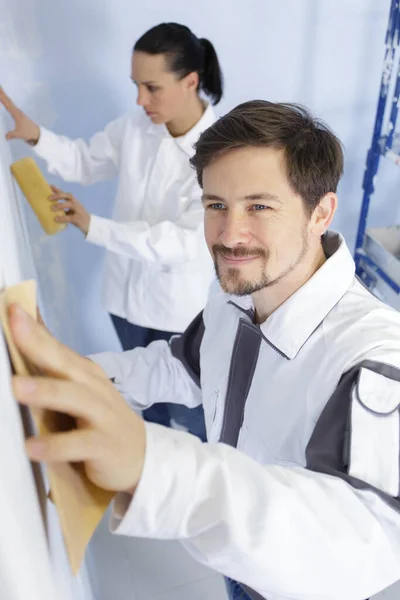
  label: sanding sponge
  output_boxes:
[10,157,66,235]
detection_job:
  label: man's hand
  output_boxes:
[0,87,41,145]
[49,186,91,236]
[9,304,146,494]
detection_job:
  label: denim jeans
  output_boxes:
[110,313,207,441]
[225,578,253,600]
[225,578,369,600]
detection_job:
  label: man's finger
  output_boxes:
[0,87,20,116]
[25,429,101,463]
[8,304,92,381]
[13,376,106,425]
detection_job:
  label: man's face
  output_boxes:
[202,146,315,296]
[131,52,193,126]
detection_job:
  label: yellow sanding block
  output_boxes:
[10,157,66,235]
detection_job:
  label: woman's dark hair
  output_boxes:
[191,100,344,214]
[134,23,223,105]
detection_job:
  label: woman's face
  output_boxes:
[131,51,198,126]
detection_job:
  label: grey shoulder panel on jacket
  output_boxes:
[306,359,400,512]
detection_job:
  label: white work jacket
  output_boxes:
[34,104,217,331]
[91,232,400,599]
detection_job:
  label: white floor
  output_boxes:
[87,510,400,600]
[87,510,227,600]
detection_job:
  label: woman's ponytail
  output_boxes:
[199,38,223,105]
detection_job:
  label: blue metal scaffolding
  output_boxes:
[354,0,400,307]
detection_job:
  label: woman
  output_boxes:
[0,23,224,440]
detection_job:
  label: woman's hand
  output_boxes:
[50,186,91,236]
[0,87,41,145]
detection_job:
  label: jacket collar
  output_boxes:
[228,232,355,360]
[145,103,217,157]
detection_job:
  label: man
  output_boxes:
[10,101,400,600]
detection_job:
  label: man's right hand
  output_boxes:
[9,304,147,495]
[0,87,40,145]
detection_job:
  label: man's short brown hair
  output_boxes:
[191,100,344,213]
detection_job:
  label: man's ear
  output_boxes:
[310,192,338,236]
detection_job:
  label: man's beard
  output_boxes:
[213,233,309,297]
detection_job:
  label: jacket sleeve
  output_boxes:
[109,359,400,600]
[33,116,127,184]
[85,194,206,264]
[88,312,205,411]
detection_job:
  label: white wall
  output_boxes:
[1,1,400,598]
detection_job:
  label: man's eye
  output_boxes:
[251,204,270,211]
[208,203,226,210]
